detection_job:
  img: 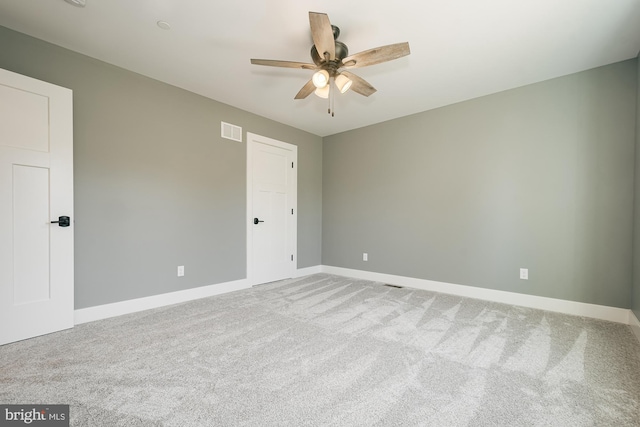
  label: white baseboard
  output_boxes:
[74,278,251,325]
[630,310,640,343]
[294,265,323,277]
[74,265,635,329]
[321,266,631,325]
[74,266,325,325]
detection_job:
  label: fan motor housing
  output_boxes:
[311,41,349,65]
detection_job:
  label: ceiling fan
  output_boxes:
[250,12,410,116]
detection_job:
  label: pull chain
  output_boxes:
[328,76,335,117]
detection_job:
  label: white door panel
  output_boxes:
[0,68,74,346]
[0,84,50,152]
[247,133,297,285]
[13,165,51,305]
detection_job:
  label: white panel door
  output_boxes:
[0,68,74,345]
[247,133,297,285]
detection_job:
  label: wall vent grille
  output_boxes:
[221,122,242,142]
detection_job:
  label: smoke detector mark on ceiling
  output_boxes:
[64,0,86,7]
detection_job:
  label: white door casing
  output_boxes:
[0,68,74,345]
[247,133,297,285]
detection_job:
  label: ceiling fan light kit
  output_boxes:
[335,74,352,94]
[315,85,330,99]
[250,11,410,117]
[312,70,330,88]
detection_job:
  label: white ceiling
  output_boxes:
[1,0,639,137]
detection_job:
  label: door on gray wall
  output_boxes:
[0,68,74,345]
[246,132,297,285]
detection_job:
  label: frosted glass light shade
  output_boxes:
[312,70,329,88]
[314,85,330,98]
[335,74,352,93]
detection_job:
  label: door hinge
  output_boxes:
[291,254,294,261]
[292,162,294,168]
[291,209,293,214]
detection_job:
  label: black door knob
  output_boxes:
[253,218,264,225]
[51,216,71,227]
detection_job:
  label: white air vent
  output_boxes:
[221,122,242,142]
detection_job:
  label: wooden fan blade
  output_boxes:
[309,12,335,61]
[342,42,410,69]
[295,79,316,99]
[341,71,376,97]
[251,59,316,70]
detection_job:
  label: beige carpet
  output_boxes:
[1,274,640,426]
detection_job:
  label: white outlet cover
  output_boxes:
[520,268,528,280]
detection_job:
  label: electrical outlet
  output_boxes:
[363,253,368,261]
[520,268,528,280]
[177,265,184,277]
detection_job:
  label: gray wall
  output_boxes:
[2,23,638,312]
[0,26,323,309]
[323,60,637,308]
[633,54,640,319]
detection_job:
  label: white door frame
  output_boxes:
[246,132,297,285]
